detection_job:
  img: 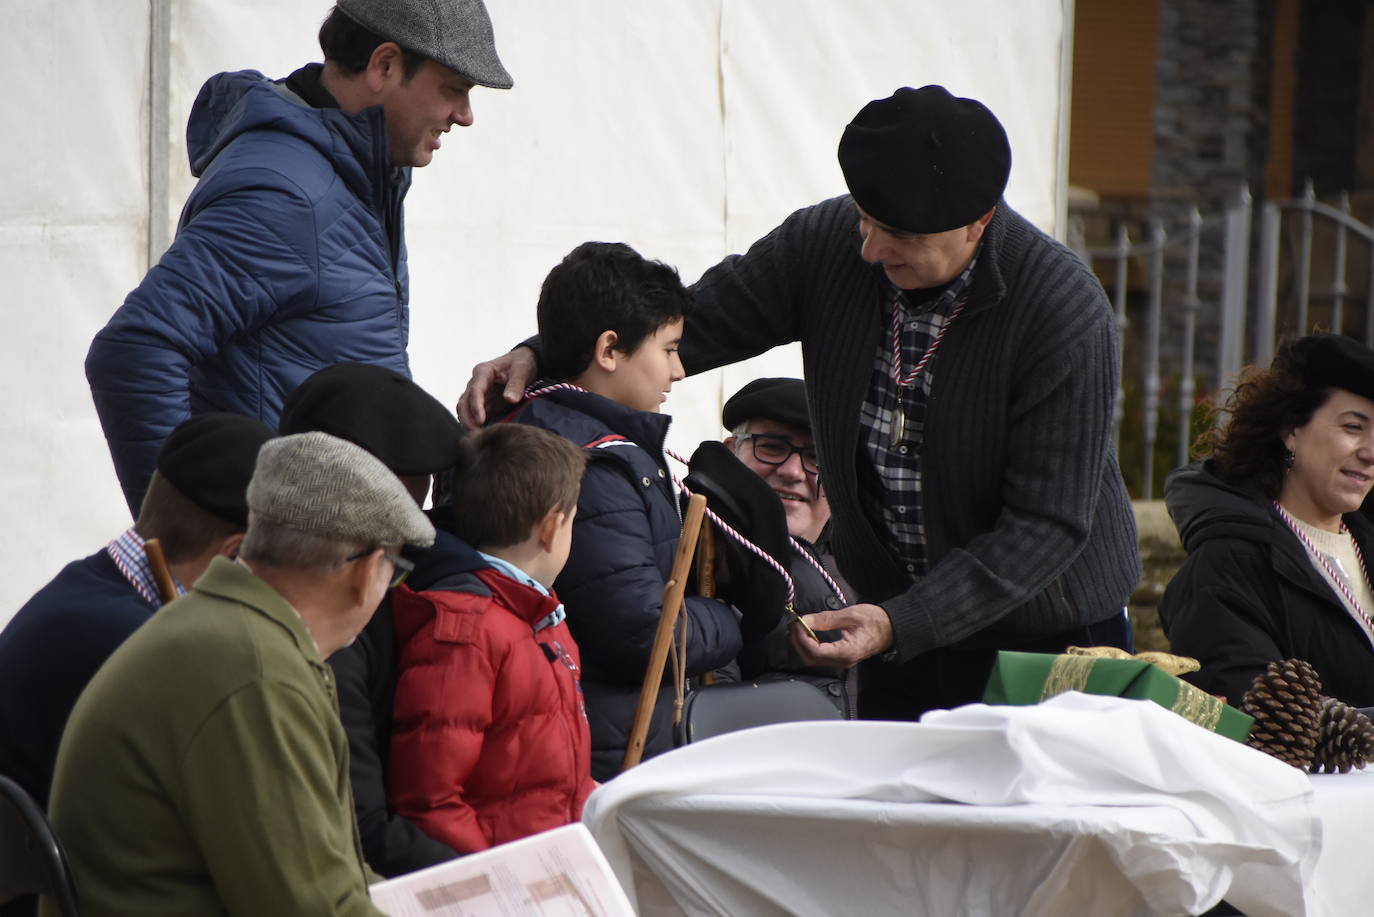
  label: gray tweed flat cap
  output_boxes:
[337,0,513,89]
[248,432,435,547]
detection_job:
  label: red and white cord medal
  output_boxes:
[889,289,967,445]
[1273,502,1374,650]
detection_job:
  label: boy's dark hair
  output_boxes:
[449,424,587,549]
[319,6,426,80]
[537,241,693,381]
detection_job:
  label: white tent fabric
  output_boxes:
[0,0,1067,623]
[582,693,1321,917]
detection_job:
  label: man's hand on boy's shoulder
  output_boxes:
[458,345,539,428]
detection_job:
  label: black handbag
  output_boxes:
[673,678,844,746]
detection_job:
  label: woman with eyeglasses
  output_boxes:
[1160,334,1374,706]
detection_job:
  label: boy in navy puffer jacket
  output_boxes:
[505,242,744,779]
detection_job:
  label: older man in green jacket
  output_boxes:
[44,433,434,917]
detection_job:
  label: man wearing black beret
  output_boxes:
[464,85,1140,720]
[279,361,469,877]
[0,412,274,811]
[719,377,856,716]
[722,378,830,546]
[280,361,465,506]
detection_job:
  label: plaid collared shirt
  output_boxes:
[858,253,979,578]
[106,526,183,608]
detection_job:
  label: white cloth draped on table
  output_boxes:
[583,692,1319,917]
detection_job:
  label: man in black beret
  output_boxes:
[723,377,830,546]
[718,377,856,715]
[0,412,274,811]
[463,85,1140,722]
[280,361,465,506]
[280,361,468,877]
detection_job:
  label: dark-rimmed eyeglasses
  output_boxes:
[736,433,819,474]
[344,549,415,589]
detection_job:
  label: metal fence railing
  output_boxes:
[1071,181,1374,499]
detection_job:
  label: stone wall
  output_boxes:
[1149,0,1276,397]
[1152,0,1275,207]
[1130,499,1186,652]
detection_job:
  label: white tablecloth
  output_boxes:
[1307,768,1374,915]
[583,693,1327,916]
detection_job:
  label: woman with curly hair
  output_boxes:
[1160,333,1374,705]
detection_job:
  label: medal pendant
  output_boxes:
[892,405,905,445]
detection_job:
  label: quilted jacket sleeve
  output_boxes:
[555,460,742,682]
[86,173,321,515]
[387,590,495,855]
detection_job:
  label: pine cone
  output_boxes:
[1311,697,1374,774]
[1240,659,1324,770]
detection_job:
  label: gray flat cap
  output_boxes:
[338,0,513,90]
[248,432,435,548]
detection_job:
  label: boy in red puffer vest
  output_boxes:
[386,423,593,852]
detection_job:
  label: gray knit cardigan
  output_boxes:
[683,195,1141,662]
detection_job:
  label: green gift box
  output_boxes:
[982,651,1254,743]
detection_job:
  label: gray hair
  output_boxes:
[238,514,368,573]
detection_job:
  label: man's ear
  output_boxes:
[363,41,407,93]
[217,532,246,560]
[343,548,385,601]
[966,207,996,244]
[723,435,737,451]
[536,509,567,553]
[592,330,621,373]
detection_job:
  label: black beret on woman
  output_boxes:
[1160,334,1374,705]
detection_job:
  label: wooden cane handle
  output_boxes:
[144,537,178,605]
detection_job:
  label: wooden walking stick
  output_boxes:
[143,537,178,604]
[621,493,707,772]
[695,520,716,599]
[695,517,717,688]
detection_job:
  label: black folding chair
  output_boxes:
[0,775,80,917]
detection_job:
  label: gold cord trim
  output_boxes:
[1171,680,1224,731]
[1041,654,1095,700]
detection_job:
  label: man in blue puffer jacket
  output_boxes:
[86,0,512,516]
